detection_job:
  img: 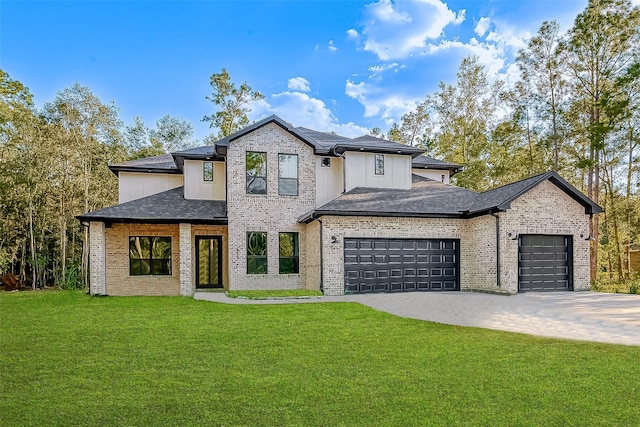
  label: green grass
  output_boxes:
[1,291,639,426]
[226,289,323,299]
[592,274,640,294]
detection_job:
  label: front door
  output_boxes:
[196,236,223,289]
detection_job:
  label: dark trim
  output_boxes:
[76,216,228,225]
[318,219,324,292]
[299,210,467,224]
[489,213,501,288]
[195,236,223,289]
[108,166,182,176]
[332,145,424,158]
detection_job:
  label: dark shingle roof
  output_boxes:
[299,172,602,222]
[109,154,179,175]
[412,155,462,172]
[468,172,602,215]
[76,187,227,224]
[299,177,479,222]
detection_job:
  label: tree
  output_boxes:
[564,0,640,281]
[517,20,569,173]
[42,83,125,288]
[202,68,264,138]
[428,56,501,191]
[149,114,196,152]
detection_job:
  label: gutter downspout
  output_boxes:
[318,218,324,293]
[489,212,501,288]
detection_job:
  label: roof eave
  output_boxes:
[298,209,464,224]
[108,166,181,176]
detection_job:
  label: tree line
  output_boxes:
[379,0,639,285]
[1,0,638,291]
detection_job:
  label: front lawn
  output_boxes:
[1,291,638,426]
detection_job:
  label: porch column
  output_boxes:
[89,221,106,295]
[179,223,192,296]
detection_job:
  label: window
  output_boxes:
[279,232,299,274]
[321,157,331,167]
[375,154,384,175]
[278,154,298,196]
[129,236,171,275]
[247,232,267,274]
[246,152,267,194]
[203,162,213,181]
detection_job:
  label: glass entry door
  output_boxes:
[196,236,223,289]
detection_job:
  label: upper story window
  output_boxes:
[320,157,331,167]
[375,154,384,175]
[129,236,171,276]
[246,151,267,194]
[203,162,213,181]
[278,154,298,196]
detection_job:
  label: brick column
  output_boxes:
[179,223,192,296]
[89,221,106,295]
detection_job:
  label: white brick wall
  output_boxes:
[500,180,591,292]
[226,123,316,290]
[316,180,592,295]
[89,221,106,295]
[179,223,192,296]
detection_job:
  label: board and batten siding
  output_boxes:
[344,152,412,192]
[315,156,344,207]
[183,159,226,200]
[118,172,183,203]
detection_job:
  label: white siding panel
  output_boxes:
[344,152,411,191]
[412,169,451,184]
[118,172,183,203]
[183,160,226,200]
[315,156,344,206]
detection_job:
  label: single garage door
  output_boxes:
[344,238,459,293]
[518,235,573,291]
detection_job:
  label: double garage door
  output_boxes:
[518,235,573,291]
[344,238,459,293]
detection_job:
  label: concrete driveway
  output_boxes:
[195,291,640,346]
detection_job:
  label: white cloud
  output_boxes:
[328,40,337,52]
[425,38,506,76]
[248,90,369,138]
[475,17,491,37]
[358,0,466,60]
[345,79,420,119]
[346,28,359,39]
[287,77,311,92]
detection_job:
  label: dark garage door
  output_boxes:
[344,238,459,293]
[518,235,572,292]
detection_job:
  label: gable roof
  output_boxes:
[299,171,602,223]
[467,172,602,215]
[214,114,424,157]
[76,187,227,224]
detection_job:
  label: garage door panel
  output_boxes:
[344,238,459,293]
[519,235,572,292]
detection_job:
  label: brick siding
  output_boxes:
[104,223,180,296]
[226,123,316,290]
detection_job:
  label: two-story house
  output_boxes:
[78,115,601,296]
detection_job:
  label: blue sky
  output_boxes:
[2,0,600,142]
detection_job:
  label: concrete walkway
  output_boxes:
[194,291,640,346]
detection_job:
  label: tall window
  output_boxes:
[203,162,213,181]
[129,236,171,275]
[278,154,298,196]
[247,232,267,274]
[279,232,299,274]
[246,152,267,194]
[375,154,384,175]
